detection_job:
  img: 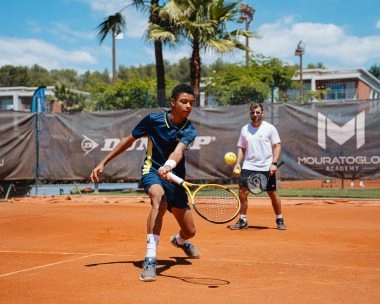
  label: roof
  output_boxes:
[295,68,380,91]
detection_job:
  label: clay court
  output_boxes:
[1,190,379,304]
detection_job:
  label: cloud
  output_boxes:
[147,15,380,70]
[251,17,380,68]
[2,2,380,75]
[0,37,97,71]
[81,0,148,39]
[80,0,124,15]
[50,22,95,42]
[83,0,380,69]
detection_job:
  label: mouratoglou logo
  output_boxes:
[318,111,365,149]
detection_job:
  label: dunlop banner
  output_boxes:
[0,100,379,181]
[0,111,36,179]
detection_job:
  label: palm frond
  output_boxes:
[147,24,179,46]
[95,13,126,44]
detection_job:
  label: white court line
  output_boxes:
[0,253,113,278]
[0,250,101,255]
[0,250,132,257]
[2,252,378,278]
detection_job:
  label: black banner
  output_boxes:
[1,100,379,181]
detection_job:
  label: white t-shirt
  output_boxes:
[237,120,281,171]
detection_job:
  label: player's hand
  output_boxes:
[90,164,104,183]
[158,165,172,180]
[269,164,278,176]
[233,165,241,176]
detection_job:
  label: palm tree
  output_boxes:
[148,0,256,100]
[96,12,126,83]
[127,0,167,106]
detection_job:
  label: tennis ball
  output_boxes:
[233,168,241,175]
[224,152,237,165]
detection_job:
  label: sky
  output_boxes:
[1,0,380,75]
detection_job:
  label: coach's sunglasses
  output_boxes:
[250,111,262,115]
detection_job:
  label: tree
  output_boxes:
[205,64,268,105]
[205,54,296,105]
[165,58,191,83]
[28,64,52,86]
[124,0,168,106]
[80,70,111,90]
[88,76,177,110]
[0,65,29,86]
[306,62,326,69]
[149,1,167,106]
[95,12,126,83]
[54,83,86,112]
[50,69,79,89]
[257,56,296,91]
[369,64,380,80]
[148,0,256,101]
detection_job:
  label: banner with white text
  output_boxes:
[0,100,379,181]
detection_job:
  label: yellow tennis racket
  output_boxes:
[167,172,240,224]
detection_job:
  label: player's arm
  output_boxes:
[158,142,187,177]
[270,142,282,174]
[233,147,245,172]
[90,135,136,182]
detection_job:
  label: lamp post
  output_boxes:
[237,3,255,67]
[295,40,305,102]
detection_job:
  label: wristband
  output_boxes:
[272,162,278,166]
[164,159,177,169]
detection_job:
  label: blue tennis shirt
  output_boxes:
[132,111,196,178]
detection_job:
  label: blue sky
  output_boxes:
[1,0,379,75]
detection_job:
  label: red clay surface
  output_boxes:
[1,193,379,304]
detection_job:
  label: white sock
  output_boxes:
[240,215,247,222]
[146,234,159,257]
[276,214,283,219]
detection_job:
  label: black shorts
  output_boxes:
[239,169,277,191]
[141,171,190,211]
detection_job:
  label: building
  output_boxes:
[1,68,379,111]
[0,86,56,112]
[0,86,89,112]
[287,68,380,102]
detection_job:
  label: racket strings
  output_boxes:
[193,186,239,222]
[248,173,268,194]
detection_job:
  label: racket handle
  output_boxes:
[167,172,185,185]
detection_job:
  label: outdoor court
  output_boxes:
[1,193,379,304]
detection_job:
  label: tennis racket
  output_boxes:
[247,161,284,195]
[167,172,240,224]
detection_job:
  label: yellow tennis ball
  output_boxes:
[224,152,236,165]
[233,168,241,175]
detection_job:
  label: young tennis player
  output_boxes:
[229,103,287,230]
[90,84,200,282]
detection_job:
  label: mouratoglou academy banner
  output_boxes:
[1,100,379,181]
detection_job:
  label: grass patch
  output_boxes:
[86,187,380,199]
[277,188,380,199]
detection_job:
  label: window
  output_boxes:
[325,81,356,101]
